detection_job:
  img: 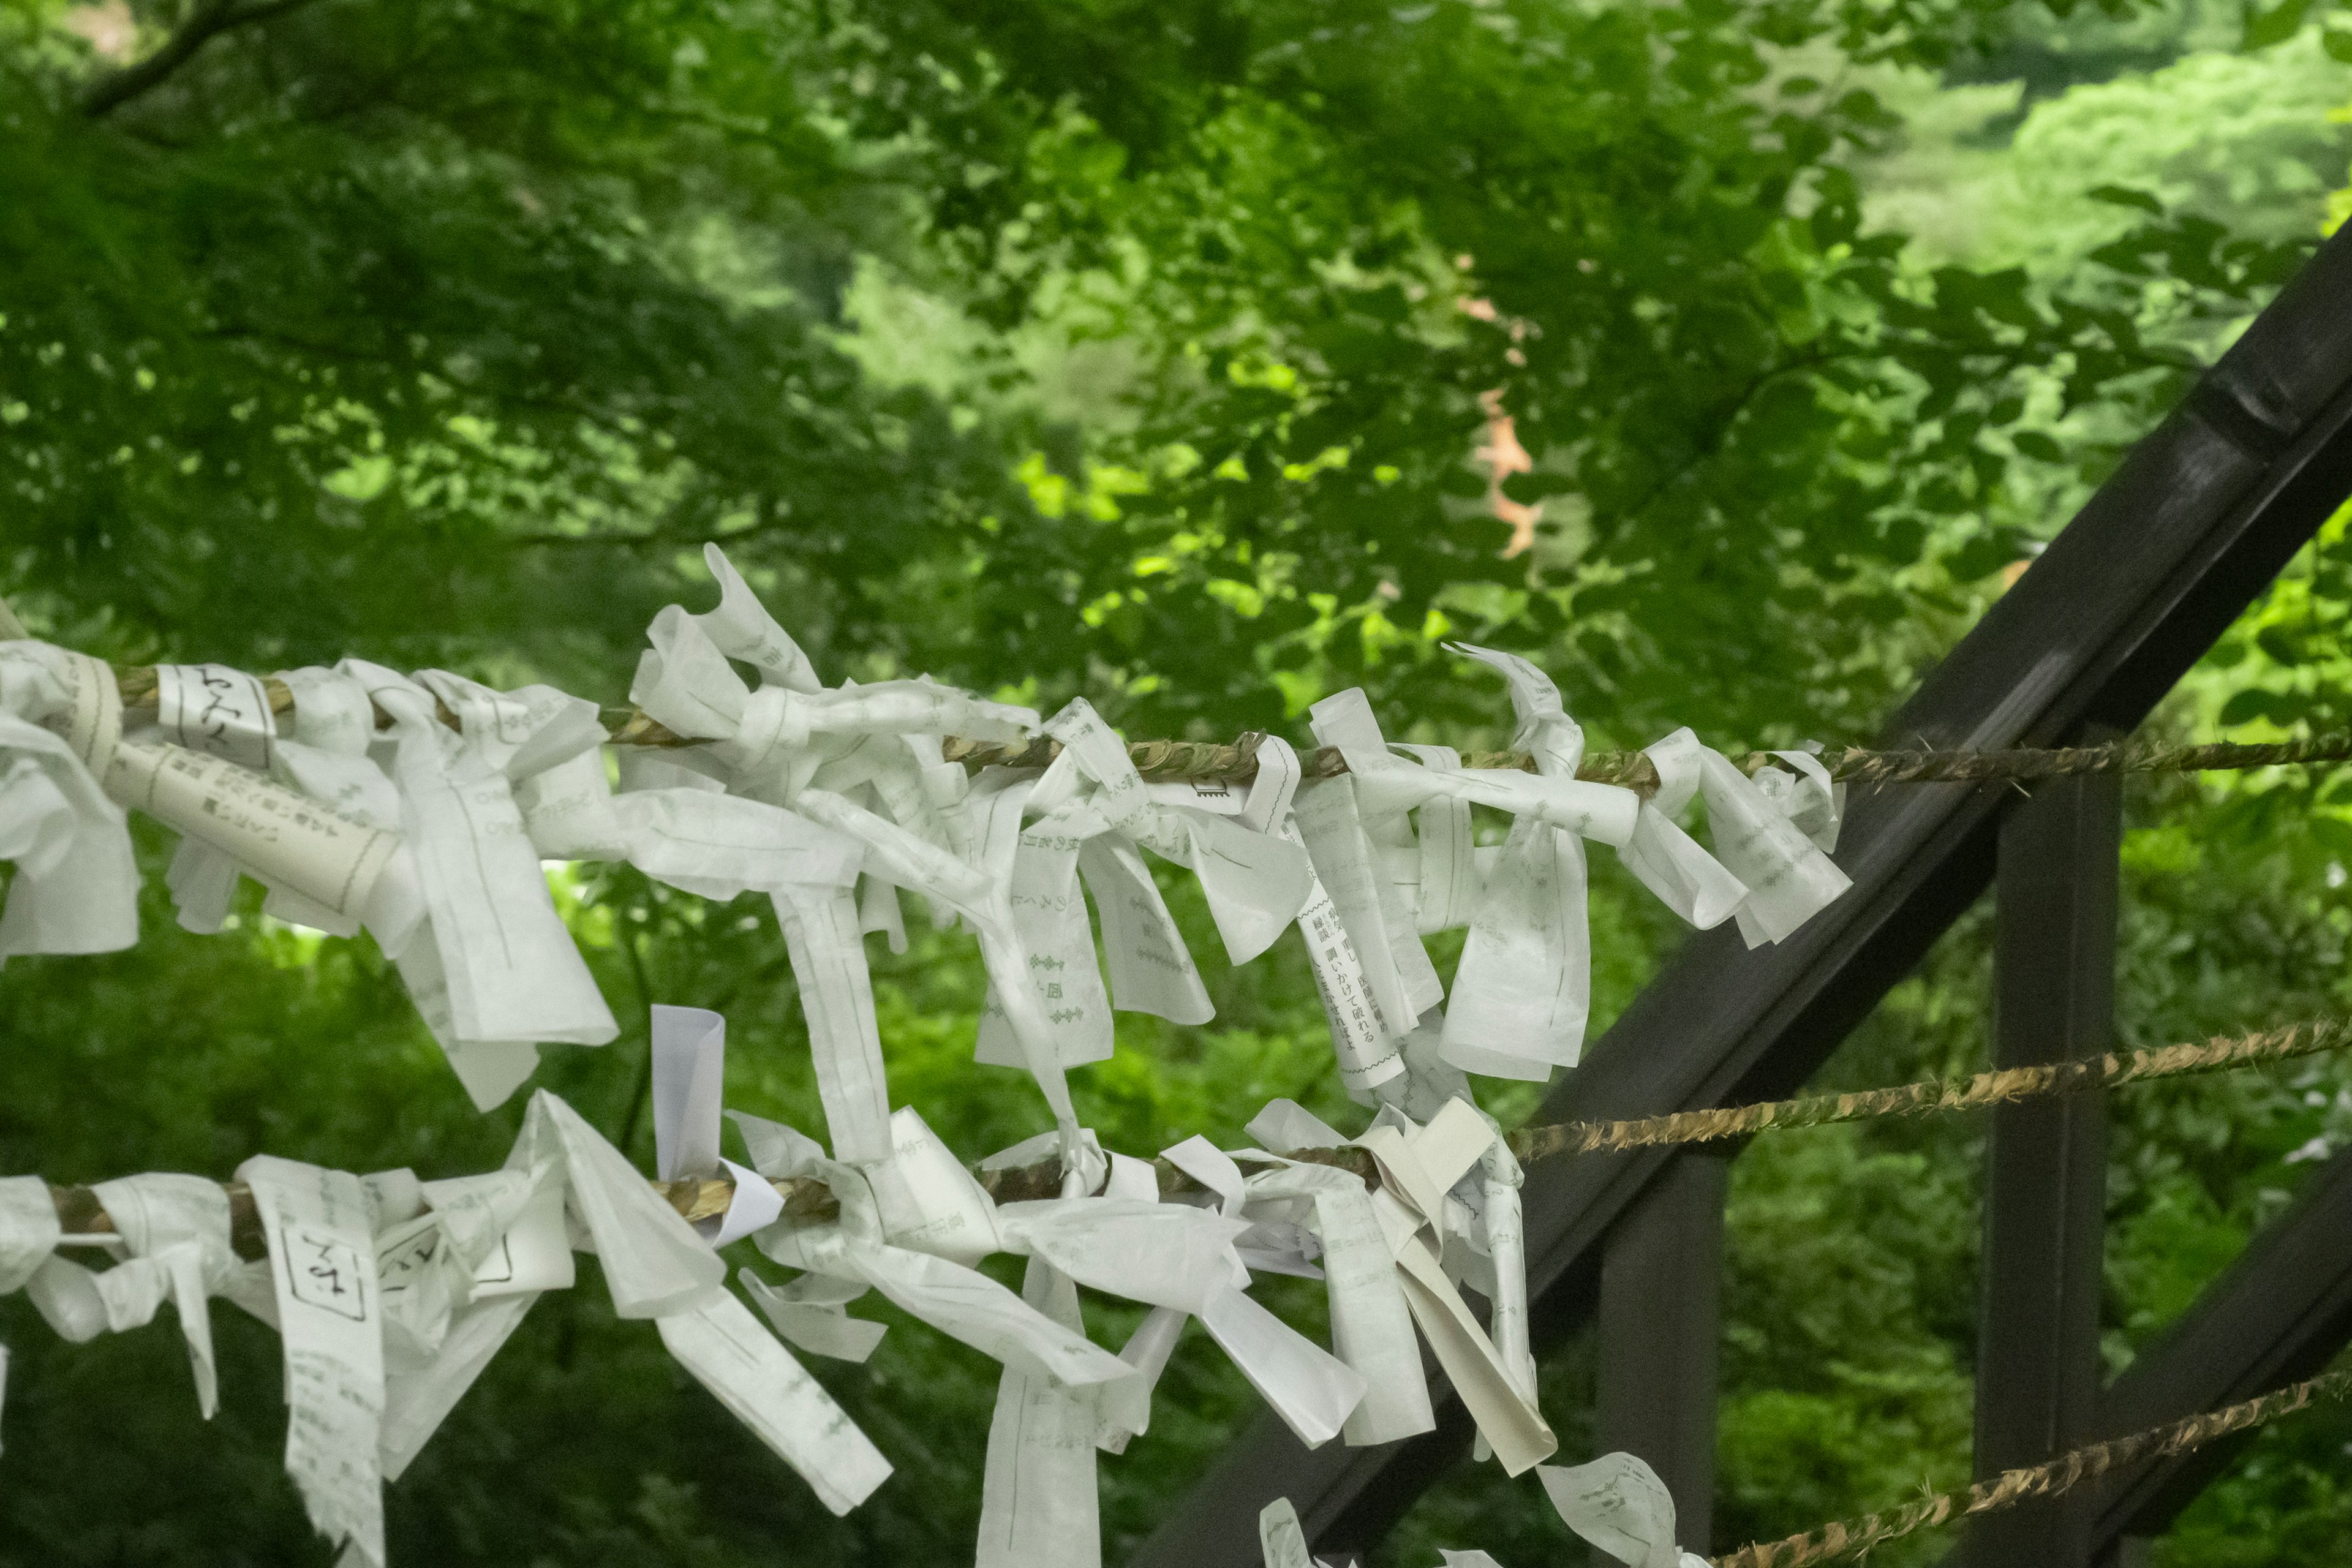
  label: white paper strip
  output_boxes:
[506,1091,723,1318]
[1081,835,1213,1025]
[1539,1451,1709,1568]
[0,644,136,960]
[975,1257,1101,1568]
[652,1004,727,1183]
[1615,729,1747,931]
[89,1174,236,1417]
[0,1177,61,1294]
[655,1289,892,1516]
[154,663,276,772]
[1294,777,1426,1040]
[108,739,401,923]
[1695,747,1852,947]
[345,662,615,1108]
[1243,1159,1433,1446]
[741,1268,888,1363]
[237,1155,388,1568]
[773,886,894,1164]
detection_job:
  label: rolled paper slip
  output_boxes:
[104,740,400,923]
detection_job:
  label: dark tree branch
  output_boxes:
[81,0,322,118]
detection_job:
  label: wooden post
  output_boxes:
[1597,1147,1731,1553]
[1960,762,2120,1567]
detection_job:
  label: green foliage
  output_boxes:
[1,0,2348,1564]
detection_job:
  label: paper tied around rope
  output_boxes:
[237,1155,389,1568]
[1428,649,1616,1081]
[1613,729,1748,932]
[1539,1452,1711,1568]
[651,1006,784,1246]
[509,1091,891,1514]
[1692,747,1851,948]
[999,1128,1369,1453]
[1350,1098,1557,1474]
[630,568,1038,799]
[91,1175,241,1417]
[1042,698,1314,971]
[734,1112,1142,1547]
[742,1113,1143,1403]
[345,662,617,1110]
[153,663,276,773]
[0,1177,62,1297]
[0,642,138,960]
[2,641,123,781]
[796,786,1082,1139]
[1753,745,1844,854]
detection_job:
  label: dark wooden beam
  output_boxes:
[2082,1146,2352,1555]
[1956,763,2120,1568]
[1597,1147,1732,1553]
[1129,230,2352,1568]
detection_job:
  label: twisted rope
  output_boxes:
[1518,1018,2350,1162]
[1713,1368,2352,1567]
[106,665,2352,799]
[54,1018,2343,1245]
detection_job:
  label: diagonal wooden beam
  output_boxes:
[2081,1147,2352,1558]
[1128,227,2352,1568]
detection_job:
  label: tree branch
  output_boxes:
[81,0,321,118]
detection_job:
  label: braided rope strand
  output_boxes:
[108,665,2352,797]
[1513,1019,2348,1163]
[1713,1370,2352,1568]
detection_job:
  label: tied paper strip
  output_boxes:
[628,551,1036,807]
[508,749,880,1159]
[508,1091,892,1515]
[110,740,404,937]
[154,663,274,773]
[1351,1098,1556,1473]
[975,755,1119,1071]
[1613,729,1749,932]
[0,1175,61,1452]
[238,1155,388,1568]
[649,1005,784,1246]
[373,1167,567,1482]
[344,662,617,1110]
[152,663,277,932]
[89,1175,239,1417]
[993,1155,1366,1451]
[1695,747,1851,948]
[746,1112,1142,1405]
[1302,694,1446,1032]
[1044,698,1313,974]
[0,641,137,960]
[23,1185,244,1417]
[794,786,1084,1142]
[1539,1452,1713,1568]
[1240,1145,1434,1448]
[976,695,1315,1072]
[1259,734,1408,1104]
[1439,647,1618,1080]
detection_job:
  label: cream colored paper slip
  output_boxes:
[108,740,399,923]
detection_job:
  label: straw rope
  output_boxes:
[1713,1368,2352,1567]
[1518,1017,2350,1161]
[50,1018,2345,1249]
[103,663,2352,799]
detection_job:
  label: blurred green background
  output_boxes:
[3,0,2351,1561]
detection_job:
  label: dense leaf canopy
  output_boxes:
[1,0,2349,1563]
